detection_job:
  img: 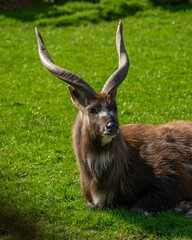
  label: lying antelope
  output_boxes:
[35,21,192,215]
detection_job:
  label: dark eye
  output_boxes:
[89,108,98,114]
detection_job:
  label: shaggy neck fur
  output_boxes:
[72,113,143,208]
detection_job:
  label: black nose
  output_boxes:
[105,122,118,134]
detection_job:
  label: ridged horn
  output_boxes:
[101,20,130,95]
[35,27,96,99]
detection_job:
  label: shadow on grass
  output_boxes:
[0,0,191,27]
[157,1,192,11]
[0,199,40,240]
[110,207,192,239]
[0,1,51,22]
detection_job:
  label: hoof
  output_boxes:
[131,207,151,216]
[174,201,192,212]
[185,210,192,218]
[87,202,95,209]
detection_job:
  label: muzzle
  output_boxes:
[104,121,118,135]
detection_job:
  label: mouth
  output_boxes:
[101,132,117,146]
[103,131,117,136]
[103,127,119,136]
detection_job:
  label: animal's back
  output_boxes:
[121,120,192,160]
[121,120,192,200]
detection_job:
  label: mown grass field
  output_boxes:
[0,1,192,239]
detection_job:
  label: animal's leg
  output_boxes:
[174,201,192,218]
[131,189,182,214]
[185,209,192,218]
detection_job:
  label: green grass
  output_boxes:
[0,3,192,240]
[0,0,153,26]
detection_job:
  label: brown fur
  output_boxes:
[72,93,192,213]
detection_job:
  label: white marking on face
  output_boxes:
[99,111,108,118]
[98,110,114,118]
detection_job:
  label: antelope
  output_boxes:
[35,21,192,216]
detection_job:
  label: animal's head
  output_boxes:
[35,20,129,146]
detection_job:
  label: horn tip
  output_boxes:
[35,27,38,34]
[35,27,41,38]
[117,20,123,33]
[35,27,45,51]
[118,19,122,26]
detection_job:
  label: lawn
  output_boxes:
[0,1,192,239]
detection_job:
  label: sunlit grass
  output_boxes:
[0,4,192,240]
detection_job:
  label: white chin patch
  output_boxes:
[101,134,116,146]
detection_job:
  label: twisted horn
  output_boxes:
[35,27,96,98]
[101,20,130,95]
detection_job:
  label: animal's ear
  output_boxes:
[67,85,90,109]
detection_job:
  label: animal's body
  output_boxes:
[73,115,192,212]
[35,21,192,214]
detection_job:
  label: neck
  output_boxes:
[73,113,129,177]
[83,130,126,177]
